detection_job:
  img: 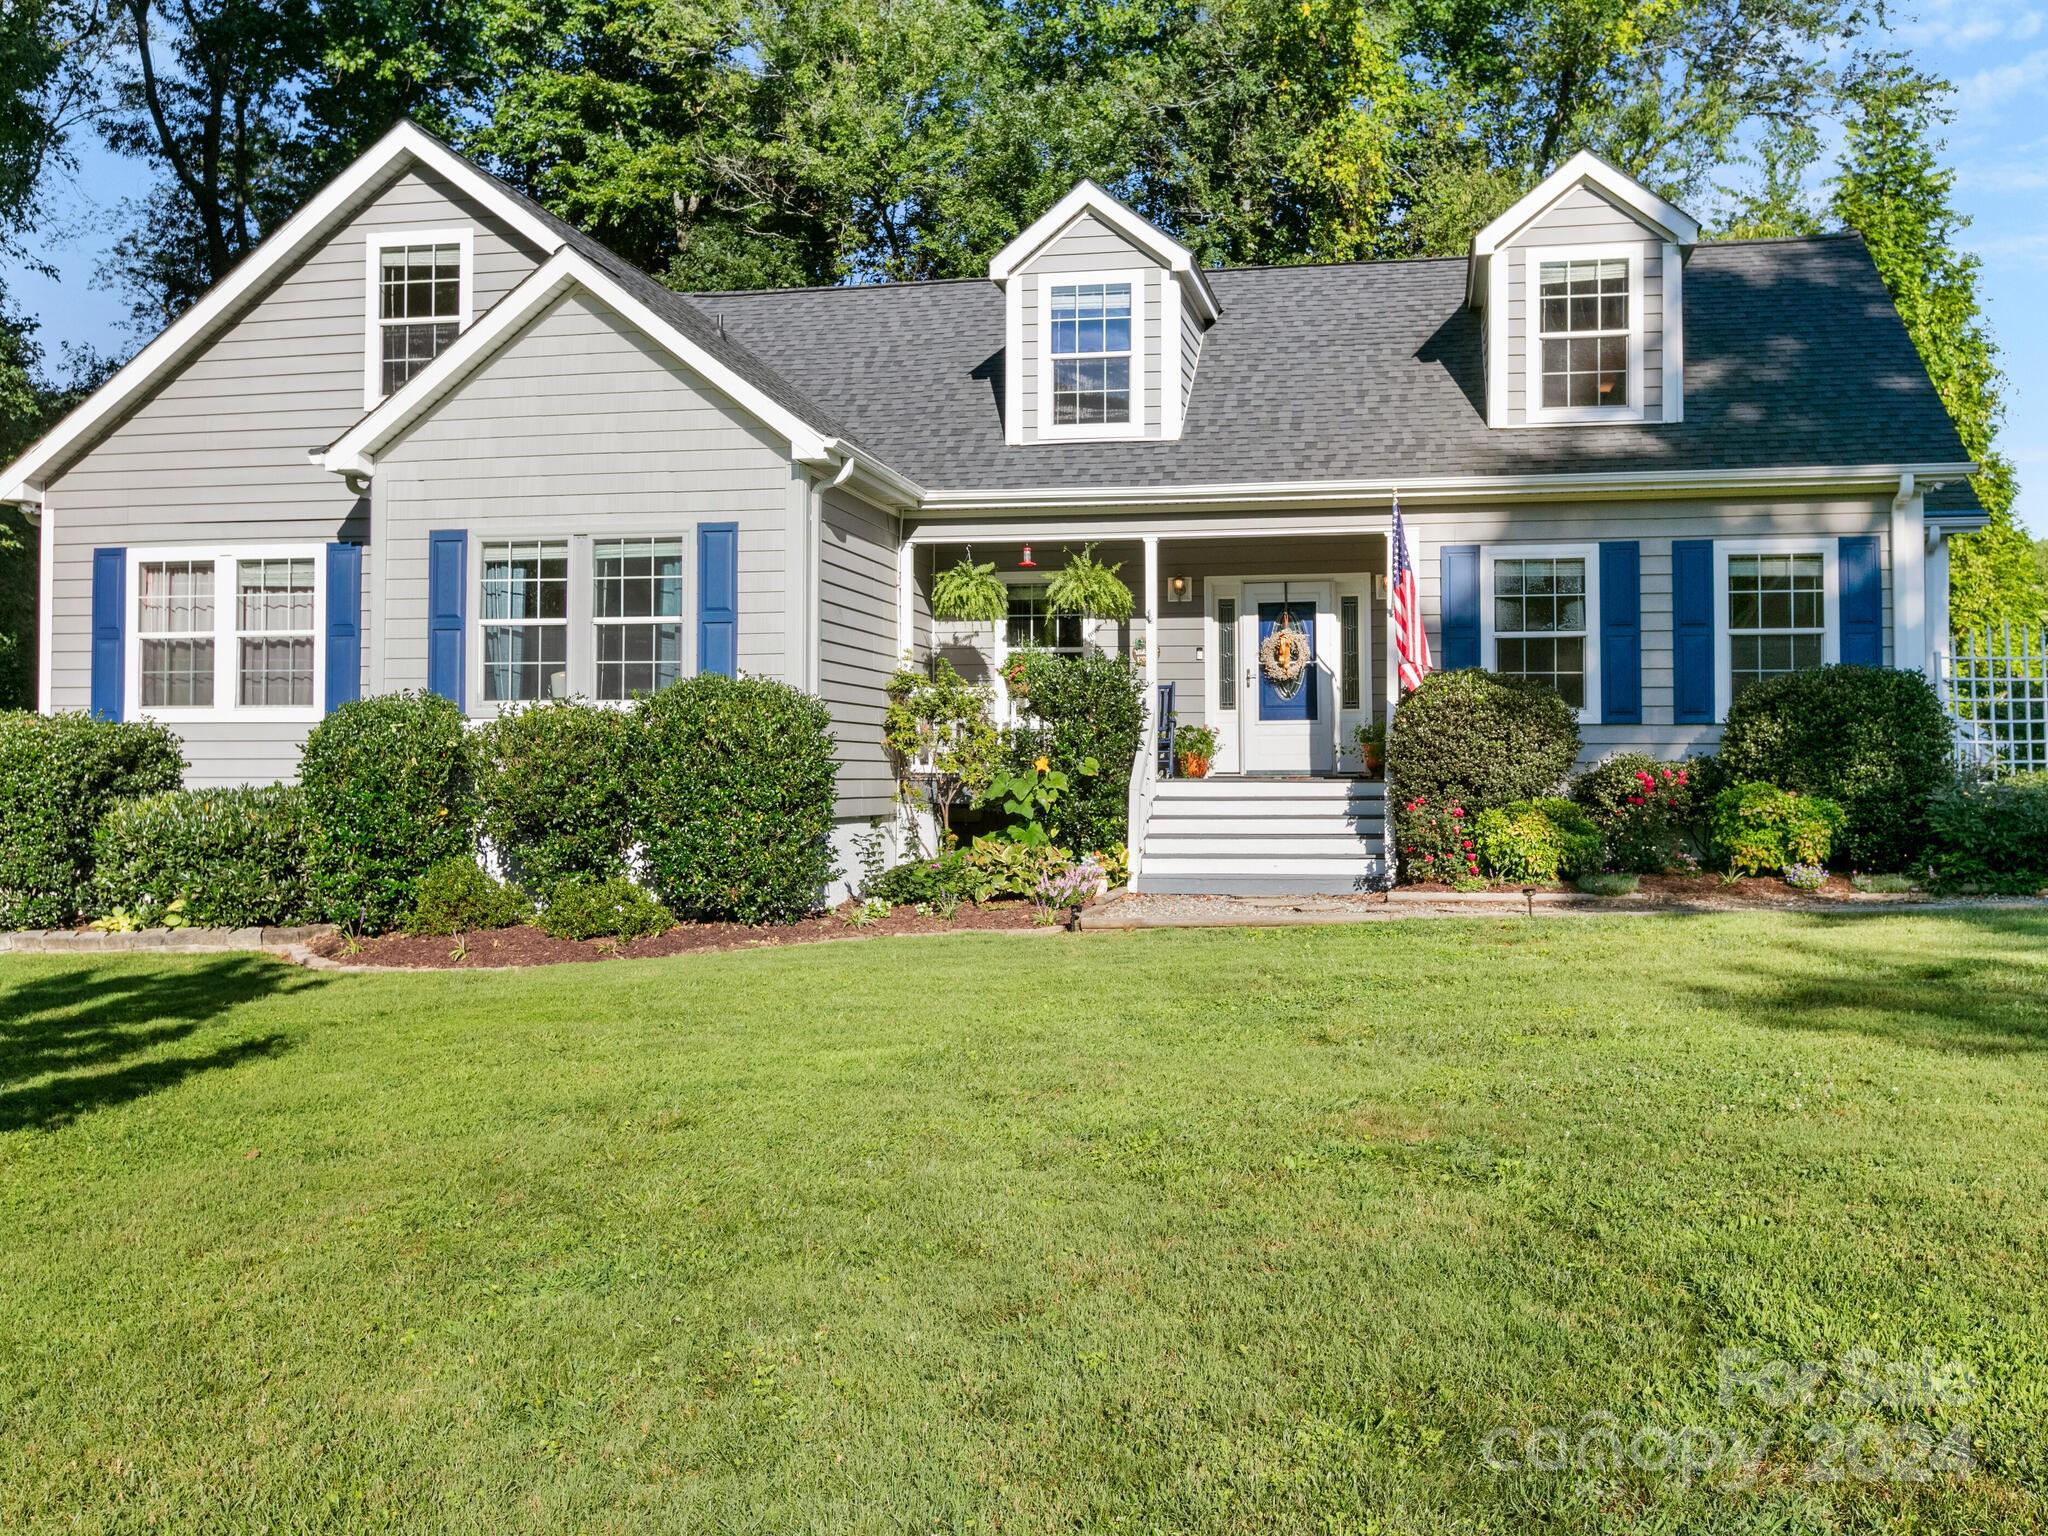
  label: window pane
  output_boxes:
[239,637,313,707]
[482,541,568,621]
[141,638,215,707]
[140,560,215,636]
[596,621,683,701]
[1217,598,1236,710]
[483,622,568,702]
[593,538,683,619]
[237,558,314,633]
[1341,595,1361,711]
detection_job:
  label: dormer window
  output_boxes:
[1050,281,1132,426]
[1538,258,1628,410]
[365,229,473,406]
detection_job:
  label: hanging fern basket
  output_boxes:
[930,556,1009,623]
[1042,544,1135,621]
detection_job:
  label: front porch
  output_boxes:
[901,519,1397,892]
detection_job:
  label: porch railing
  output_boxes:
[1125,689,1159,883]
[1936,623,2048,777]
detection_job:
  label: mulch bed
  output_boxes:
[308,899,1054,969]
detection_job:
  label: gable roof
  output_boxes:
[695,235,1971,498]
[989,179,1221,324]
[1467,151,1702,308]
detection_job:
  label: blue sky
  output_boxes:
[5,13,2045,532]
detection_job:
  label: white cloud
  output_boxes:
[1972,231,2048,267]
[1896,2,2046,49]
[1959,47,2048,110]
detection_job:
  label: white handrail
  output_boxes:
[1126,692,1158,882]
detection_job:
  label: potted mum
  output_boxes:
[1175,723,1219,779]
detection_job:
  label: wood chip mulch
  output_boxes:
[308,899,1055,969]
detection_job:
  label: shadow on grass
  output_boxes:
[1683,911,2048,1056]
[0,956,321,1131]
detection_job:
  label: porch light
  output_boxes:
[1168,575,1192,603]
[1019,543,1036,569]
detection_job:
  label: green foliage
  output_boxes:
[883,657,1000,840]
[633,674,838,924]
[91,785,312,928]
[965,835,1069,899]
[1716,665,1953,869]
[0,501,32,710]
[473,699,637,896]
[980,755,1098,847]
[1711,782,1846,876]
[407,856,532,936]
[928,558,1009,623]
[298,692,475,934]
[1041,545,1134,621]
[1851,872,1918,894]
[538,877,675,942]
[1173,722,1218,762]
[1574,872,1639,897]
[1007,651,1145,854]
[1473,798,1602,884]
[1569,753,1707,873]
[1924,777,2048,895]
[867,849,996,907]
[0,711,183,929]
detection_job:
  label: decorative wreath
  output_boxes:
[1259,617,1311,698]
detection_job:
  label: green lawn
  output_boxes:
[2,914,2045,1533]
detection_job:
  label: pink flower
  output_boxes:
[1461,840,1473,850]
[1451,806,1465,819]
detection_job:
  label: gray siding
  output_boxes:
[1018,213,1166,442]
[819,486,902,820]
[1179,300,1205,423]
[45,162,545,786]
[375,289,799,695]
[1502,183,1669,424]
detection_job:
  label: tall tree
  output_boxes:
[1830,63,2044,637]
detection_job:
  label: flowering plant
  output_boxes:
[1395,793,1484,886]
[1568,752,1710,873]
[1033,856,1104,923]
[1782,862,1827,891]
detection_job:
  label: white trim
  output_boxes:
[324,248,838,475]
[363,226,475,410]
[1034,268,1148,442]
[1471,151,1701,263]
[1161,276,1185,441]
[1891,478,1926,680]
[124,543,327,725]
[35,493,52,712]
[1205,579,1242,772]
[0,121,559,503]
[1004,275,1025,446]
[1479,542,1602,725]
[1485,251,1510,427]
[1238,579,1338,773]
[1522,245,1644,426]
[990,180,1220,323]
[1660,240,1685,423]
[896,533,916,657]
[1712,536,1840,722]
[912,462,1980,515]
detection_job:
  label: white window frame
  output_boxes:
[1481,542,1602,723]
[1035,267,1147,442]
[125,544,327,724]
[475,536,572,711]
[591,534,690,703]
[1523,243,1644,425]
[364,227,474,409]
[1714,537,1839,722]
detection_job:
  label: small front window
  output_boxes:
[593,537,685,700]
[139,559,216,708]
[378,242,461,396]
[1006,589,1082,653]
[1494,556,1587,709]
[1049,282,1132,425]
[236,557,315,707]
[481,540,569,703]
[1728,552,1824,699]
[1538,258,1628,410]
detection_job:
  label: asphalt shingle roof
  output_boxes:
[686,235,1968,492]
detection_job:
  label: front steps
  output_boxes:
[1134,777,1388,895]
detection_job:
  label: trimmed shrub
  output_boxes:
[407,856,532,935]
[633,674,838,924]
[0,711,184,929]
[1924,775,2048,894]
[474,699,637,895]
[299,692,474,933]
[1396,794,1480,884]
[1473,797,1603,884]
[1007,650,1146,854]
[1716,665,1952,869]
[92,785,312,928]
[868,849,995,906]
[1569,752,1708,873]
[1388,670,1580,881]
[538,878,675,941]
[1711,781,1846,876]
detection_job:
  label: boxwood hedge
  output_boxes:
[474,699,638,895]
[92,785,313,928]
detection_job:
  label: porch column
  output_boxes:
[1143,535,1160,706]
[1892,476,1928,678]
[896,535,916,661]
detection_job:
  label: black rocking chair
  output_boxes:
[1155,681,1177,778]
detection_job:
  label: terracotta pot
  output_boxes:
[1361,743,1384,777]
[1178,751,1212,779]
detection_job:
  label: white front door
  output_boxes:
[1239,582,1334,774]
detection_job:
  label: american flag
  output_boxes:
[1391,498,1430,694]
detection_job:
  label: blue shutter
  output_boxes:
[697,521,738,678]
[1672,539,1714,723]
[324,543,362,712]
[1599,541,1642,724]
[1440,544,1480,670]
[1840,535,1882,666]
[90,548,125,721]
[427,529,466,708]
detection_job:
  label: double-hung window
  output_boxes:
[367,231,470,404]
[1048,280,1133,427]
[593,538,685,700]
[1535,255,1631,414]
[480,540,568,703]
[1484,547,1599,717]
[1005,587,1082,654]
[130,547,324,718]
[1727,551,1825,700]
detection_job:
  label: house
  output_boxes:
[0,123,1984,895]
